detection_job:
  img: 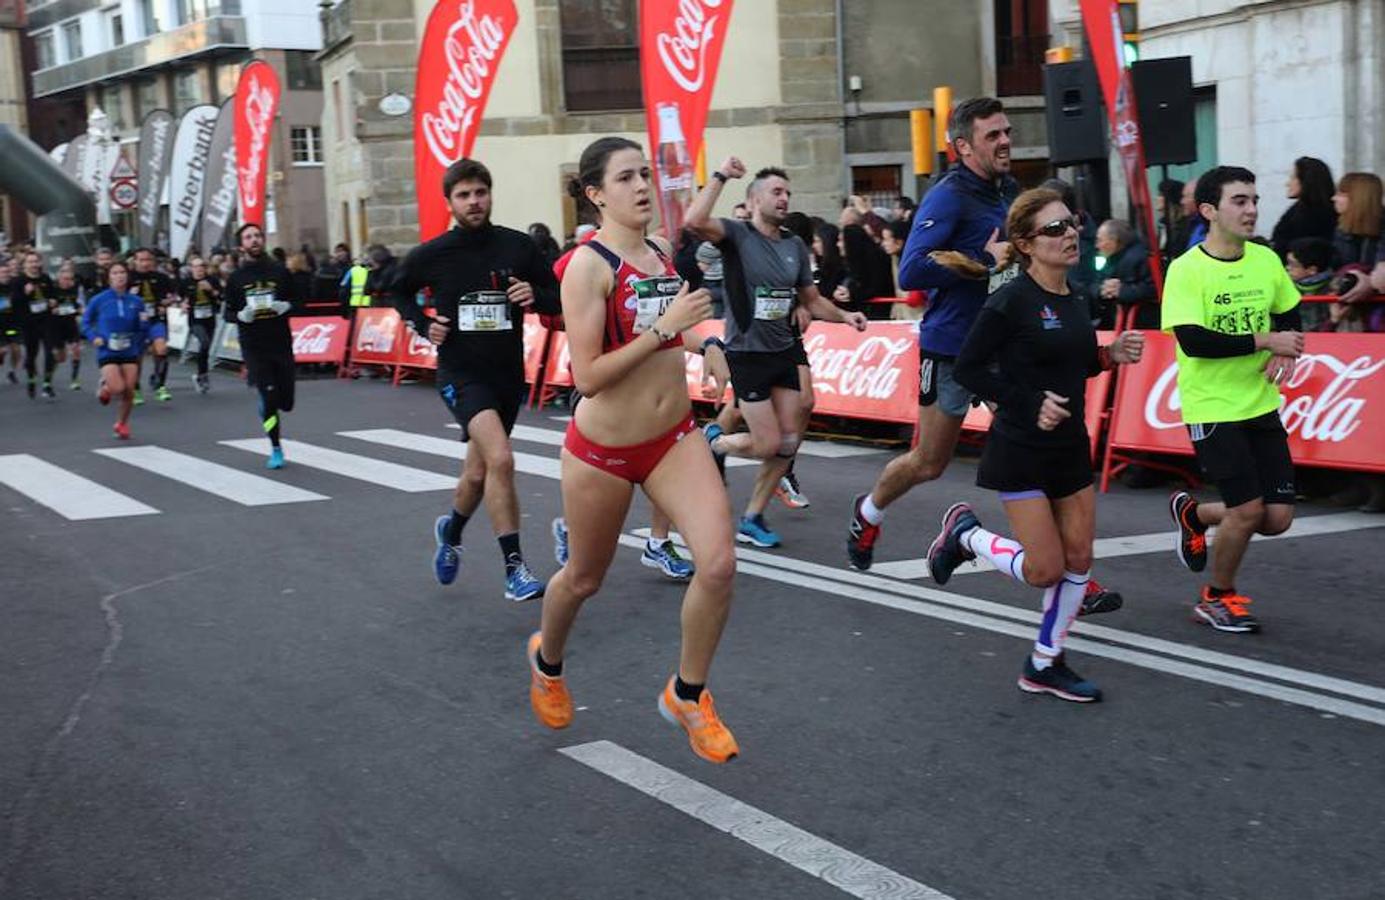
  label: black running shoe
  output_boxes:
[40,384,55,401]
[1170,491,1208,572]
[926,502,979,585]
[5,371,16,384]
[846,493,881,571]
[26,380,35,399]
[1018,654,1102,703]
[1078,580,1123,616]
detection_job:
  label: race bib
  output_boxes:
[987,265,1020,295]
[193,305,214,319]
[631,275,682,333]
[29,300,48,314]
[753,286,794,321]
[0,297,10,312]
[456,291,511,332]
[107,332,132,351]
[246,288,276,312]
[56,303,77,316]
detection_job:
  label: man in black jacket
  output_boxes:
[223,223,299,470]
[387,158,560,602]
[1094,219,1157,328]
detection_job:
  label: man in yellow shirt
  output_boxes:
[1161,166,1304,634]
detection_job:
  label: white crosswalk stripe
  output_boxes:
[219,439,456,492]
[94,446,328,506]
[340,428,562,479]
[0,453,159,520]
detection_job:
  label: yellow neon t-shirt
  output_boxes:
[1160,241,1300,425]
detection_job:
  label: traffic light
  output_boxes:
[1119,0,1139,65]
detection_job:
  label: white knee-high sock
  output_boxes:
[962,526,1026,582]
[1032,570,1090,669]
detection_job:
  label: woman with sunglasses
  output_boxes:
[924,187,1144,703]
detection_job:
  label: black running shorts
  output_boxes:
[976,433,1094,500]
[243,347,297,411]
[726,349,801,403]
[1187,411,1295,507]
[437,368,521,442]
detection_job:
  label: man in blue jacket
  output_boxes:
[844,96,1122,614]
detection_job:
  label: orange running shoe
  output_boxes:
[1193,587,1259,634]
[527,632,572,729]
[658,676,739,764]
[113,421,130,440]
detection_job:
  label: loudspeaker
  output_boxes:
[1131,57,1196,165]
[1042,60,1106,166]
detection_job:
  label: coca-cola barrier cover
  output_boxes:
[234,60,281,230]
[414,0,518,241]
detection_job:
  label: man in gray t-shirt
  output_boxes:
[686,158,867,548]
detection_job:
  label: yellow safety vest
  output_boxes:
[348,265,370,306]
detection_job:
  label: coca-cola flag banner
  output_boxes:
[1079,0,1163,294]
[1106,332,1385,475]
[640,0,734,240]
[414,0,519,241]
[234,59,281,230]
[135,109,175,249]
[168,104,220,261]
[199,100,237,256]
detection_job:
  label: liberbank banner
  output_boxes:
[413,0,518,241]
[199,100,237,256]
[168,104,220,260]
[135,109,175,249]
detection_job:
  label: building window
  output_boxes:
[214,61,241,103]
[173,69,203,114]
[994,0,1048,97]
[291,126,323,165]
[133,77,161,122]
[285,51,322,91]
[99,84,128,132]
[851,165,903,210]
[106,9,125,47]
[33,31,57,70]
[138,0,161,37]
[559,0,641,112]
[60,19,83,62]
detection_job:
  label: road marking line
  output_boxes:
[793,442,883,458]
[0,454,159,520]
[342,428,561,479]
[871,511,1385,580]
[560,740,952,900]
[94,446,328,506]
[619,533,1385,716]
[220,439,455,492]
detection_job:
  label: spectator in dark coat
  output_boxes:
[834,224,894,318]
[1271,156,1337,260]
[813,223,845,299]
[1093,219,1156,328]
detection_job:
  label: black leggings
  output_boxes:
[189,322,214,376]
[23,326,54,383]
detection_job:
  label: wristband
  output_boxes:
[699,335,725,355]
[712,171,728,184]
[651,325,677,343]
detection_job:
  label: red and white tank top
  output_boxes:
[584,239,684,352]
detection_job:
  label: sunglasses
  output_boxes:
[1028,216,1081,238]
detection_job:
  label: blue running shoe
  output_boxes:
[926,501,978,585]
[266,447,285,470]
[433,515,462,585]
[552,517,569,567]
[641,539,694,580]
[505,561,545,602]
[702,422,727,478]
[1018,654,1102,703]
[736,514,781,548]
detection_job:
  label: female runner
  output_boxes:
[82,260,150,439]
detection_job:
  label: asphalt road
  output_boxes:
[2,362,1383,900]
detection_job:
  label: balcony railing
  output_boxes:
[996,32,1049,97]
[31,15,248,97]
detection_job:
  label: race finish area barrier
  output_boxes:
[1100,330,1385,491]
[347,307,550,390]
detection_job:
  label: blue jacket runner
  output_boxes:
[82,288,150,364]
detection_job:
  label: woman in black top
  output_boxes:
[834,224,893,317]
[1270,157,1337,260]
[924,188,1144,704]
[812,222,845,299]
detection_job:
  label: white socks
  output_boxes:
[859,494,885,526]
[1031,570,1090,670]
[962,526,1025,581]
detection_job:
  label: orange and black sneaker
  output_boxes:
[1077,579,1123,616]
[658,676,739,764]
[1193,587,1259,634]
[1170,491,1208,572]
[527,631,572,729]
